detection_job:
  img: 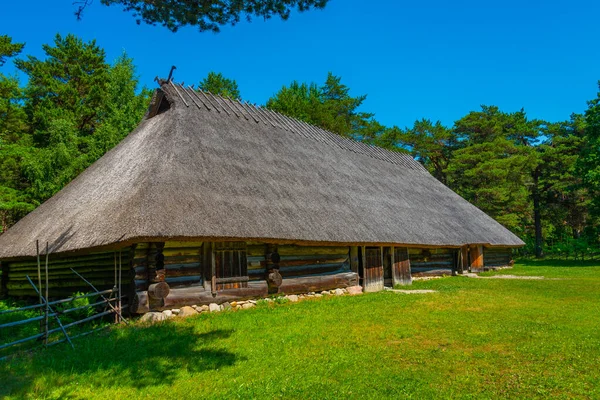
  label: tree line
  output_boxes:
[1,33,599,258]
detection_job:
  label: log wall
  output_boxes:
[132,242,356,313]
[3,249,132,297]
[409,248,455,276]
[133,241,203,291]
[484,247,513,268]
[247,244,351,281]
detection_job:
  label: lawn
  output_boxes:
[1,260,599,399]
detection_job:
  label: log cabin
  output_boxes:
[0,79,523,312]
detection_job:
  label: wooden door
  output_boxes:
[363,247,384,292]
[392,247,411,286]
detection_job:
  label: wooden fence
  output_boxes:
[0,242,127,361]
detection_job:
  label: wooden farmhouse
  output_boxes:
[0,80,524,312]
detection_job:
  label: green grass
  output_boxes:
[1,260,600,399]
[0,293,108,359]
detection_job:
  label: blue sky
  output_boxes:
[3,0,599,129]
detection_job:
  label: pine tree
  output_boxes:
[267,72,378,139]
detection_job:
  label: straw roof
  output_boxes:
[0,80,524,259]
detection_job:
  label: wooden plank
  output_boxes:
[393,247,412,286]
[364,247,384,293]
[470,245,484,272]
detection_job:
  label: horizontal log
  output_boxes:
[278,256,348,267]
[135,280,148,291]
[280,264,348,278]
[246,264,348,279]
[247,245,267,257]
[216,276,249,284]
[133,271,358,312]
[9,258,121,271]
[277,245,349,256]
[409,253,454,260]
[165,276,202,285]
[9,271,117,281]
[6,278,119,290]
[484,256,512,262]
[8,252,125,268]
[6,288,115,297]
[278,271,358,294]
[159,286,268,311]
[411,268,453,276]
[408,249,454,256]
[135,266,202,280]
[409,261,453,267]
[161,248,202,257]
[164,241,203,249]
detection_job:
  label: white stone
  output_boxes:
[242,303,255,309]
[179,306,198,317]
[287,295,299,302]
[199,305,209,312]
[321,291,330,295]
[140,312,166,323]
[334,288,345,296]
[162,310,173,318]
[315,293,323,297]
[171,308,181,315]
[209,303,220,312]
[346,286,363,296]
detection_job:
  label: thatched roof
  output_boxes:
[0,80,524,259]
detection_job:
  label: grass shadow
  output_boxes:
[0,323,243,397]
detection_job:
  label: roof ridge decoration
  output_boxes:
[167,81,427,172]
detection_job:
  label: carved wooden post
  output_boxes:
[266,246,282,294]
